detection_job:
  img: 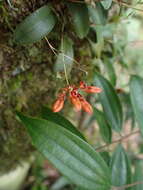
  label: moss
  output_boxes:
[0,0,94,173]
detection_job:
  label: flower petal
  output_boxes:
[52,98,65,112]
[79,81,86,89]
[70,91,81,111]
[77,94,93,114]
[83,86,102,93]
[81,99,93,114]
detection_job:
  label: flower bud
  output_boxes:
[83,86,102,93]
[52,97,65,112]
[81,99,93,114]
[70,90,81,111]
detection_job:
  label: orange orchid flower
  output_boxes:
[52,81,102,114]
[52,93,66,112]
[79,81,102,93]
[77,93,93,114]
[69,90,82,111]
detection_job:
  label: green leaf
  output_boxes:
[74,188,87,190]
[88,3,107,56]
[110,145,132,187]
[94,72,123,132]
[132,160,143,190]
[120,93,135,128]
[51,177,70,190]
[104,59,116,87]
[67,3,90,39]
[88,3,107,25]
[87,28,97,43]
[99,151,110,166]
[90,26,104,58]
[93,26,104,43]
[93,107,112,143]
[130,75,143,135]
[41,106,86,141]
[14,5,56,44]
[17,112,111,190]
[54,36,74,72]
[101,0,112,10]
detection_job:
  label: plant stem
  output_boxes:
[63,57,70,85]
[112,181,143,190]
[61,36,70,85]
[45,37,57,56]
[96,130,140,151]
[113,0,143,12]
[45,37,87,75]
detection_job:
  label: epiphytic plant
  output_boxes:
[52,81,102,113]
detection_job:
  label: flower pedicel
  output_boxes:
[52,81,102,114]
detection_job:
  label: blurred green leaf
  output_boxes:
[88,3,107,25]
[120,93,135,128]
[132,160,143,190]
[101,0,112,10]
[99,151,110,166]
[32,185,47,190]
[41,106,86,141]
[88,2,107,54]
[17,112,111,190]
[110,145,132,187]
[94,72,123,132]
[104,59,116,86]
[54,36,74,72]
[51,176,70,190]
[87,28,97,43]
[67,3,90,39]
[93,107,112,143]
[89,26,104,58]
[93,26,104,43]
[14,5,56,44]
[130,75,143,135]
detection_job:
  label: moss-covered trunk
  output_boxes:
[0,0,93,173]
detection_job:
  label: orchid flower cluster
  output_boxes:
[52,81,102,114]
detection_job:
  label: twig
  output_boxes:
[68,0,143,12]
[112,181,143,190]
[96,130,140,151]
[113,0,143,12]
[45,37,57,56]
[45,37,87,74]
[68,0,85,3]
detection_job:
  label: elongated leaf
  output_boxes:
[74,188,87,190]
[93,107,112,143]
[88,3,107,25]
[90,26,104,57]
[41,106,86,141]
[14,5,56,44]
[130,75,143,135]
[54,36,74,72]
[17,113,111,190]
[120,93,135,128]
[100,151,110,166]
[104,59,116,86]
[101,0,112,10]
[67,3,89,39]
[51,177,70,190]
[110,145,132,187]
[92,25,104,43]
[132,160,143,190]
[94,72,123,132]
